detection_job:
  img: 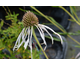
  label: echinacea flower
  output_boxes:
[13,11,63,59]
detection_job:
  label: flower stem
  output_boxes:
[32,28,48,59]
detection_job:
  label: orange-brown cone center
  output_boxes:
[22,11,39,27]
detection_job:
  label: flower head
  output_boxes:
[22,11,38,27]
[13,11,63,59]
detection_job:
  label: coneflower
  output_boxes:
[13,11,63,59]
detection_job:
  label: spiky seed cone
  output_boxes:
[22,11,39,27]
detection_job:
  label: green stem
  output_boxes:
[70,6,80,23]
[32,28,48,59]
[67,35,80,45]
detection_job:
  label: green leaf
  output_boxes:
[19,8,27,12]
[18,22,23,24]
[75,45,80,48]
[68,19,75,22]
[0,20,4,27]
[70,6,76,16]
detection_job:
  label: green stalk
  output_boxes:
[67,35,80,45]
[59,6,80,25]
[70,6,80,23]
[30,6,80,45]
[32,28,48,59]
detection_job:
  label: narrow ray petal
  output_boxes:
[40,25,54,44]
[18,41,24,49]
[35,25,47,45]
[24,38,29,49]
[39,24,63,45]
[24,28,28,38]
[38,25,47,50]
[13,46,18,51]
[35,25,47,50]
[29,26,33,59]
[18,28,25,45]
[24,27,30,49]
[22,28,26,42]
[13,28,25,51]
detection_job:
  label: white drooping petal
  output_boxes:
[24,27,30,49]
[40,25,54,44]
[13,46,18,51]
[29,26,33,59]
[13,28,25,51]
[38,24,63,45]
[22,28,27,42]
[35,25,47,50]
[23,28,28,40]
[17,41,24,49]
[24,38,29,49]
[18,28,25,45]
[35,25,46,45]
[38,25,47,50]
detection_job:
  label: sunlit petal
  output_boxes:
[35,25,47,46]
[13,46,18,51]
[13,28,25,51]
[29,26,33,59]
[24,38,29,49]
[40,25,54,44]
[39,24,63,45]
[24,27,30,49]
[18,28,25,45]
[18,41,24,49]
